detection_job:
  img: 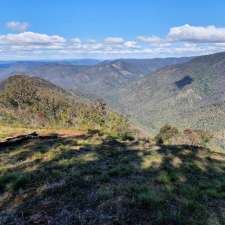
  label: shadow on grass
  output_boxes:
[0,132,225,225]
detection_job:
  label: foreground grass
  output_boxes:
[0,128,225,225]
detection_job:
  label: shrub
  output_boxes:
[76,100,106,130]
[104,111,132,139]
[183,129,213,146]
[156,171,171,184]
[155,124,179,144]
[198,130,213,146]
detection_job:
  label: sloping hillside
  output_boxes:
[113,52,225,134]
[0,75,102,128]
[0,57,192,98]
[0,75,133,141]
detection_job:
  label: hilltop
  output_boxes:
[0,75,90,127]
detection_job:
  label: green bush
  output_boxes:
[198,130,213,146]
[104,111,132,139]
[155,124,179,144]
[156,171,171,184]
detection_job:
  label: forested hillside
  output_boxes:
[112,52,225,138]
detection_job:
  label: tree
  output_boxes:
[155,124,179,145]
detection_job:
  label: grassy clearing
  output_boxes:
[0,127,225,225]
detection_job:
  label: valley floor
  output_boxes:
[0,127,225,225]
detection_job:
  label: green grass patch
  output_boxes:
[0,173,31,192]
[108,164,134,177]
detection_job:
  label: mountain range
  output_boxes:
[112,52,225,135]
[0,57,192,98]
[0,52,225,136]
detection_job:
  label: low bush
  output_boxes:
[173,129,213,146]
[155,124,179,144]
[104,111,133,139]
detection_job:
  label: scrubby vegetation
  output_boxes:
[0,75,132,139]
[179,129,213,147]
[155,124,213,148]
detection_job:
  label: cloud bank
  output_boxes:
[168,24,225,43]
[1,24,225,59]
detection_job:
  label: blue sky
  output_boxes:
[0,0,225,59]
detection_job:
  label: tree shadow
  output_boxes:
[0,133,224,225]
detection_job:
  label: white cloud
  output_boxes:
[1,24,225,59]
[137,35,163,44]
[71,38,81,44]
[124,41,139,48]
[5,21,30,32]
[168,24,225,43]
[0,32,65,45]
[104,37,124,44]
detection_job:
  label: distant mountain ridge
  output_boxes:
[0,57,193,98]
[112,51,225,134]
[0,58,101,66]
[3,53,225,135]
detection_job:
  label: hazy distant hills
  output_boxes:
[113,52,225,133]
[0,58,101,66]
[0,57,192,98]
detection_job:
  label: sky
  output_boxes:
[1,0,225,60]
